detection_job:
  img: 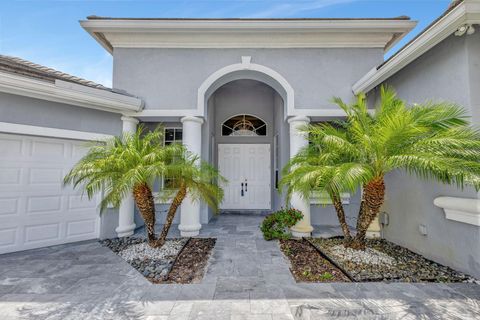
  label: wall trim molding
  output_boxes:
[0,122,114,141]
[434,196,480,226]
[198,57,295,119]
[0,71,143,114]
[80,19,416,54]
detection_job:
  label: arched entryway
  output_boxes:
[207,79,286,212]
[197,56,294,119]
[179,58,312,237]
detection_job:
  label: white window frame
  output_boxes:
[221,114,267,137]
[161,127,183,191]
[163,127,183,145]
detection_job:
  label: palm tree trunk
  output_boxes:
[132,183,156,245]
[329,191,352,243]
[350,176,385,250]
[154,183,187,248]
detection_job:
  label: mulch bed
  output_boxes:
[308,237,476,283]
[279,239,350,282]
[101,237,216,284]
[156,238,216,284]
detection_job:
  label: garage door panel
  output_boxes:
[72,144,90,159]
[26,196,62,214]
[0,227,18,248]
[30,140,67,158]
[0,136,23,157]
[0,168,22,185]
[28,168,64,184]
[0,198,19,216]
[24,223,61,243]
[0,133,100,254]
[66,219,97,237]
[68,195,98,210]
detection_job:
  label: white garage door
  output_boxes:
[0,133,100,254]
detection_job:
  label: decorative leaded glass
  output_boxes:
[222,114,267,136]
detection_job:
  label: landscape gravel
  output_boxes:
[330,245,395,266]
[308,237,477,283]
[101,237,189,281]
[118,240,186,262]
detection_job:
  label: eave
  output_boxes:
[0,71,143,114]
[353,0,480,95]
[80,18,416,53]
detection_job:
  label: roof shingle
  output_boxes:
[0,54,112,91]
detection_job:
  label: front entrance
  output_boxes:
[218,144,271,210]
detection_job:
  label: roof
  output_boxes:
[378,0,464,69]
[0,54,114,92]
[86,16,411,21]
[0,54,143,113]
[353,0,480,94]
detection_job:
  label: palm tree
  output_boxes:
[280,123,359,244]
[282,86,480,249]
[155,156,225,247]
[64,126,224,248]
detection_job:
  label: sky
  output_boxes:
[0,0,452,88]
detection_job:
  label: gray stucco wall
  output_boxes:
[0,91,124,240]
[377,31,480,277]
[113,48,383,110]
[0,92,123,135]
[466,28,480,123]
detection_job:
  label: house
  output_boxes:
[0,0,478,277]
[354,0,480,278]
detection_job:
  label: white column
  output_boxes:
[288,115,313,237]
[116,116,139,237]
[179,116,204,237]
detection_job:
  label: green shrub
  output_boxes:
[260,208,303,240]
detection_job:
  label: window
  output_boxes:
[163,127,182,189]
[164,128,182,145]
[222,114,267,136]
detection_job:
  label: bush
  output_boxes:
[260,208,303,240]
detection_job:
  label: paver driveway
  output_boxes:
[0,213,479,319]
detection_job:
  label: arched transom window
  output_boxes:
[222,114,267,136]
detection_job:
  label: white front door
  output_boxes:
[218,144,271,210]
[0,133,100,254]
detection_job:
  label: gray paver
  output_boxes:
[0,213,478,319]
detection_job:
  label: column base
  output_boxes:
[180,230,200,237]
[115,223,136,238]
[291,226,313,238]
[178,223,201,237]
[366,216,382,239]
[366,231,381,239]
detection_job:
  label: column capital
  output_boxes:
[181,116,204,125]
[287,115,310,124]
[121,116,139,125]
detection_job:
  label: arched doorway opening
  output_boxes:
[205,79,288,213]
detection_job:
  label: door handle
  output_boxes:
[245,181,248,192]
[241,182,244,197]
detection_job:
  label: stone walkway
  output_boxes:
[0,213,479,319]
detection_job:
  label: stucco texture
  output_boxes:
[379,31,480,278]
[113,47,382,110]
